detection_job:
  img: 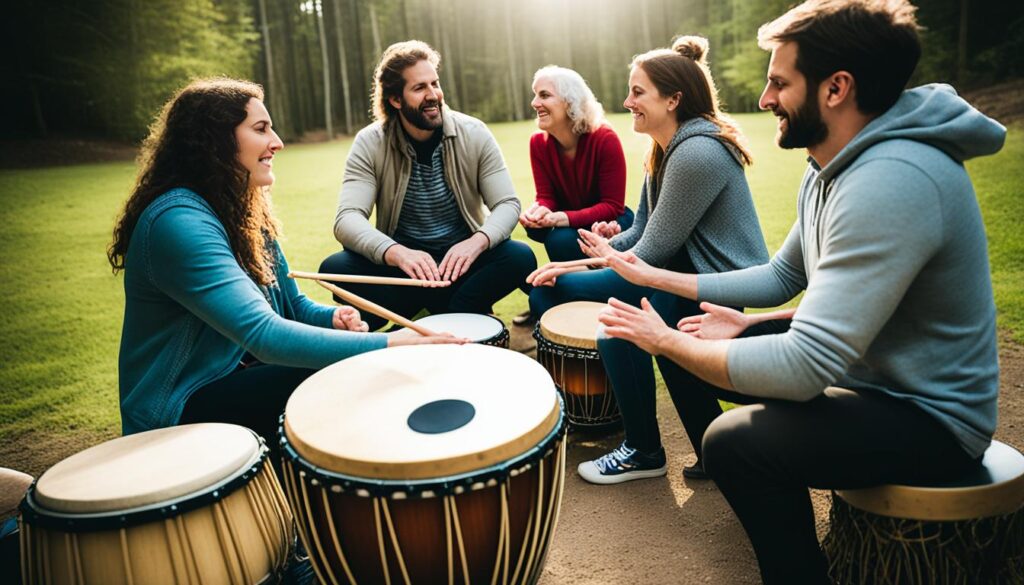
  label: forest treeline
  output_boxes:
[6,0,1023,141]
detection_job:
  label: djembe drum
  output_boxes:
[533,301,619,428]
[823,440,1024,584]
[280,344,566,585]
[413,313,510,348]
[19,423,293,585]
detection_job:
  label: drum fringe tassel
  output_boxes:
[823,494,1024,584]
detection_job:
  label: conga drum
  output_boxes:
[823,440,1024,584]
[413,313,510,348]
[19,423,293,585]
[533,301,619,428]
[280,344,565,585]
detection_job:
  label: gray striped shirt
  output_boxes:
[393,142,470,254]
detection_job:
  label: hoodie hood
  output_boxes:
[665,116,747,166]
[819,83,1006,182]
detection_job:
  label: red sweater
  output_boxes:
[529,124,627,228]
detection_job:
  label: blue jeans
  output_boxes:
[596,293,708,454]
[524,207,634,263]
[320,239,536,331]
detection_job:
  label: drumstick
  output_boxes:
[289,270,450,288]
[315,280,440,337]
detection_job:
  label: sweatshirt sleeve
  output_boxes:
[565,129,628,227]
[631,136,730,267]
[149,207,387,369]
[723,159,943,400]
[697,221,807,308]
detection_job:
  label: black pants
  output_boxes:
[319,239,536,331]
[703,385,978,584]
[180,364,318,473]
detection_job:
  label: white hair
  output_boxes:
[532,66,605,135]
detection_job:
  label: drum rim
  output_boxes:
[284,345,558,479]
[836,440,1024,520]
[537,301,606,350]
[279,397,566,498]
[534,324,601,359]
[414,312,507,344]
[19,431,270,532]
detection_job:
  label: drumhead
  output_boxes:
[33,423,261,514]
[539,301,606,349]
[837,440,1024,520]
[413,313,505,343]
[283,344,559,480]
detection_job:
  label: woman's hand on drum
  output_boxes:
[598,297,673,356]
[677,302,749,340]
[605,252,658,287]
[333,306,369,332]
[386,328,469,346]
[526,262,588,287]
[590,221,621,239]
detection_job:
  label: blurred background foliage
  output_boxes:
[4,0,1023,141]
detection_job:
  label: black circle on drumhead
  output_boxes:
[407,399,476,434]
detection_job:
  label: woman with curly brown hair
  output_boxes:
[109,77,456,451]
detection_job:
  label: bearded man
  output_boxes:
[320,40,534,330]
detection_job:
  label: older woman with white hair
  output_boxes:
[520,66,632,260]
[515,66,632,325]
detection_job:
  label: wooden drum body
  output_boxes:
[533,301,619,428]
[823,440,1024,584]
[413,313,510,348]
[280,344,565,585]
[19,423,293,585]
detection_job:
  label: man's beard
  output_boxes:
[775,87,828,149]
[401,98,443,131]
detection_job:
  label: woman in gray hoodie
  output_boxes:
[528,37,771,485]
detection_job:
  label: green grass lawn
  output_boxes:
[0,112,1020,474]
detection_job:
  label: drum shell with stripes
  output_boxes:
[534,302,620,428]
[282,430,564,585]
[280,344,565,585]
[19,425,293,585]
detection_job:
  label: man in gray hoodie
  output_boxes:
[598,1,1006,583]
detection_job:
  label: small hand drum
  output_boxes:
[534,301,620,428]
[280,344,566,585]
[19,423,293,585]
[824,440,1024,584]
[413,313,509,348]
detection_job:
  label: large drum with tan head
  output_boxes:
[19,423,293,585]
[280,344,565,585]
[534,301,620,428]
